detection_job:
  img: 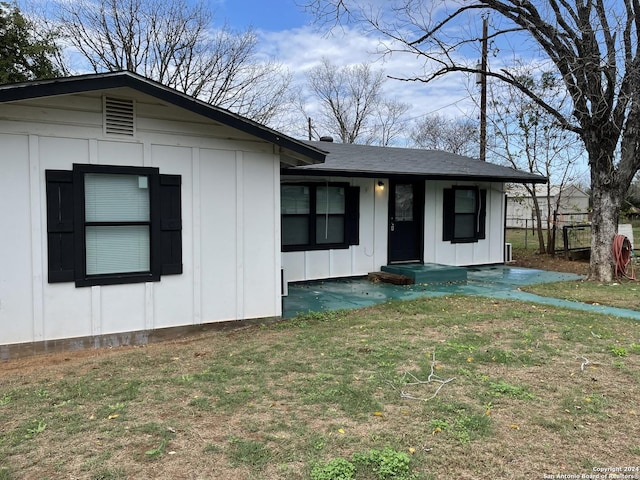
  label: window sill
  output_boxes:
[75,272,160,287]
[449,238,480,244]
[282,244,351,253]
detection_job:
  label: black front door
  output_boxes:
[388,180,424,263]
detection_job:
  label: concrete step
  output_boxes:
[367,271,413,285]
[381,263,467,284]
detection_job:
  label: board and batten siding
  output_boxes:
[423,181,506,266]
[0,91,282,347]
[281,179,506,283]
[281,177,388,283]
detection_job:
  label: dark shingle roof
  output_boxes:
[283,141,546,184]
[0,71,326,166]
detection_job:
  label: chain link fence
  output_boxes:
[506,211,591,257]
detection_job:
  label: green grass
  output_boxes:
[506,224,640,251]
[506,227,545,250]
[425,399,492,444]
[228,436,272,467]
[524,278,640,311]
[1,296,640,479]
[485,380,535,400]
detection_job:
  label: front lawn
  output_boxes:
[524,278,640,311]
[1,296,639,479]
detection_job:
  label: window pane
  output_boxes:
[455,189,476,214]
[86,225,150,275]
[282,216,309,245]
[454,214,476,239]
[281,185,310,214]
[85,173,150,222]
[316,186,345,214]
[395,184,414,221]
[316,215,345,244]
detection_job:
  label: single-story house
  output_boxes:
[0,71,545,357]
[506,184,590,228]
[281,140,546,282]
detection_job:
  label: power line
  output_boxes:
[402,94,476,122]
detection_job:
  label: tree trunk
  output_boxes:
[547,211,555,256]
[588,173,620,282]
[531,197,546,254]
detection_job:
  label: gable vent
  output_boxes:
[103,96,136,136]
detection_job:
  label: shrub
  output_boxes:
[311,458,356,480]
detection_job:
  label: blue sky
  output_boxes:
[19,0,587,182]
[211,0,482,140]
[212,1,586,183]
[216,0,313,31]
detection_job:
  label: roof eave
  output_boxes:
[282,167,547,184]
[0,71,326,166]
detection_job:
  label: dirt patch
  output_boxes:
[510,248,590,276]
[0,345,132,379]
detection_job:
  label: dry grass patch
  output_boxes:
[524,278,640,311]
[1,296,640,479]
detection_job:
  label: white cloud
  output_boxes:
[260,25,381,70]
[258,24,479,124]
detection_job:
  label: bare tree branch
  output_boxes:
[305,58,390,144]
[48,0,293,125]
[410,113,478,156]
[387,351,455,402]
[304,0,640,281]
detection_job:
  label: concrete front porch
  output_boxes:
[282,265,640,321]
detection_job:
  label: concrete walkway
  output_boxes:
[282,265,640,321]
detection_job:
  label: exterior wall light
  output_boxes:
[377,181,385,190]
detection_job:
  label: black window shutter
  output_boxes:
[345,186,360,245]
[478,189,487,239]
[159,174,183,275]
[442,188,454,241]
[46,170,75,282]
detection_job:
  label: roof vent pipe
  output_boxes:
[319,136,334,142]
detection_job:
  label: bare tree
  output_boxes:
[410,114,478,156]
[366,98,410,146]
[303,0,640,281]
[490,68,584,254]
[306,58,387,144]
[45,0,293,125]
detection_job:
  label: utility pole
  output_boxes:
[479,16,488,162]
[308,117,312,141]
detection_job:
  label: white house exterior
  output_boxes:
[281,141,546,282]
[0,72,324,356]
[0,72,545,357]
[281,177,507,282]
